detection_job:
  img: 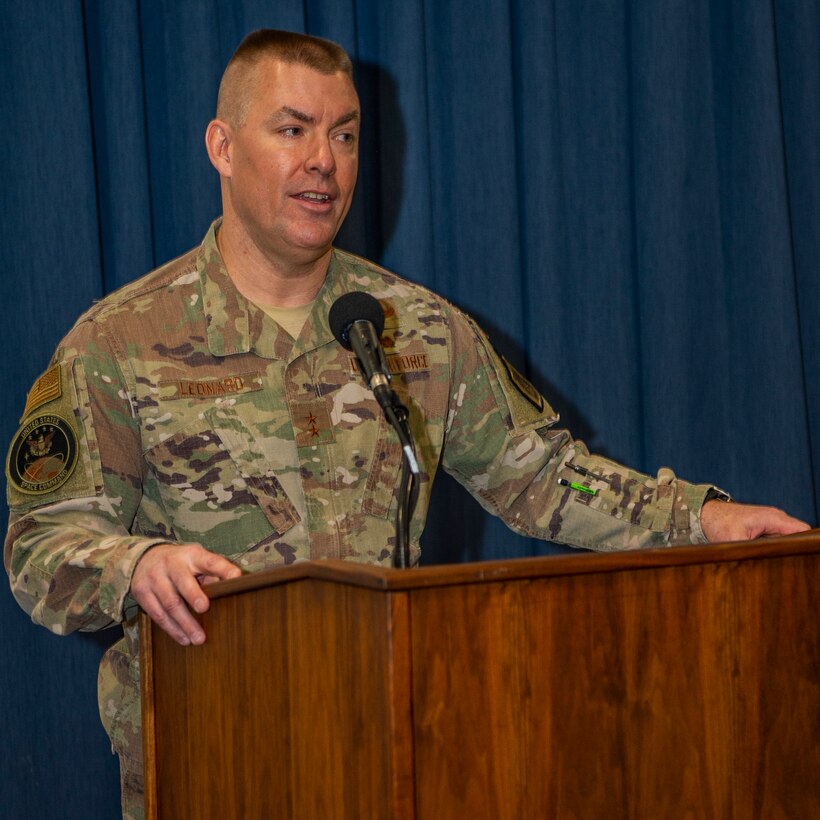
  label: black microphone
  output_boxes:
[329,292,392,401]
[329,291,419,474]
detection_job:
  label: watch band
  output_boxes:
[704,486,733,504]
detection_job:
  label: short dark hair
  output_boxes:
[216,29,354,126]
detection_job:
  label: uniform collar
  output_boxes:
[290,250,365,360]
[198,219,366,361]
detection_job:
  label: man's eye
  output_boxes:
[335,132,356,144]
[280,127,302,137]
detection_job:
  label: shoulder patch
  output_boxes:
[500,356,544,412]
[460,311,559,433]
[21,364,62,419]
[7,358,99,510]
[7,414,78,495]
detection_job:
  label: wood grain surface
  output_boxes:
[142,536,820,818]
[145,581,414,818]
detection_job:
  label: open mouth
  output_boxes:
[294,191,332,203]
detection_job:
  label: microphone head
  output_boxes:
[328,292,386,350]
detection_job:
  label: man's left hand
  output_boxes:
[701,500,811,543]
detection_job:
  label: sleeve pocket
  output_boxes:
[563,457,673,535]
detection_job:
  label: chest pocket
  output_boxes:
[143,414,300,560]
[360,412,403,518]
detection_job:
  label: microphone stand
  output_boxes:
[379,395,419,569]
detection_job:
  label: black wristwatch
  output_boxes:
[704,486,733,504]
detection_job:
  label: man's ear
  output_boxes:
[205,119,233,177]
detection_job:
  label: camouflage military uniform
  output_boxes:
[5,221,713,817]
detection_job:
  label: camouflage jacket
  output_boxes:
[5,221,712,776]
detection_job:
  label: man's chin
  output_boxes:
[285,226,341,256]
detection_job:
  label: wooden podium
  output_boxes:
[141,534,820,818]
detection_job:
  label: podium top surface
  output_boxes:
[205,530,820,601]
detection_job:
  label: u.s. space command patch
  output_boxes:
[7,414,79,494]
[500,356,544,411]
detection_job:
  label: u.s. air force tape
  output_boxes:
[6,413,79,495]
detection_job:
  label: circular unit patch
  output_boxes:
[7,414,79,495]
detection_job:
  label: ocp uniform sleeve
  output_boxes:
[4,320,168,636]
[440,306,712,550]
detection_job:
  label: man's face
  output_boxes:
[222,59,360,266]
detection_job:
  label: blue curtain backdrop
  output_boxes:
[1,1,817,816]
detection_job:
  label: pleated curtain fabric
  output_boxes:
[1,1,817,815]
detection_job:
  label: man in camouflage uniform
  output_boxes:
[4,29,808,819]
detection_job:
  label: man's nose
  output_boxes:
[306,136,336,176]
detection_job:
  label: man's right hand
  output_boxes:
[130,543,242,646]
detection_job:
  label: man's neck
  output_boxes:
[216,221,330,308]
